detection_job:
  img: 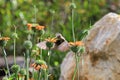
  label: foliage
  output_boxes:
[0,0,120,79]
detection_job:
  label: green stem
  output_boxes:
[72,54,78,80]
[14,39,16,64]
[2,47,10,77]
[32,68,35,79]
[44,69,48,80]
[40,49,43,59]
[34,5,37,23]
[47,50,51,80]
[77,56,80,80]
[51,14,54,32]
[14,27,17,65]
[72,0,75,42]
[26,50,29,80]
[38,70,41,80]
[15,73,17,80]
[48,50,51,69]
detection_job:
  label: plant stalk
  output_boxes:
[26,50,30,80]
[72,54,78,80]
[72,0,75,42]
[14,39,16,64]
[2,47,10,77]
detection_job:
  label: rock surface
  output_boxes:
[59,12,120,80]
[0,56,24,76]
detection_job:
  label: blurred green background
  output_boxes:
[0,0,120,79]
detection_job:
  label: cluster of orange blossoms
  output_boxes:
[31,63,48,71]
[69,41,84,46]
[27,23,45,30]
[0,37,10,41]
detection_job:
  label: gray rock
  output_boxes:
[59,12,120,80]
[0,56,24,77]
[0,56,24,67]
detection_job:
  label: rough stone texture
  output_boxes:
[59,12,120,80]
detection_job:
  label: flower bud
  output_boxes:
[46,42,53,49]
[0,37,10,47]
[79,46,85,53]
[11,65,20,73]
[0,40,7,47]
[35,60,46,65]
[23,40,32,49]
[49,9,55,14]
[11,33,18,39]
[70,3,76,9]
[19,68,26,75]
[71,46,79,53]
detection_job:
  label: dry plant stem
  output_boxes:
[2,47,10,77]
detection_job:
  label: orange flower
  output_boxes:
[27,23,32,30]
[35,65,41,70]
[45,38,57,43]
[69,41,84,46]
[27,23,32,27]
[35,25,45,30]
[41,64,48,69]
[31,63,36,67]
[0,37,10,41]
[31,63,48,71]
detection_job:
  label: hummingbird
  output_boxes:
[37,33,70,52]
